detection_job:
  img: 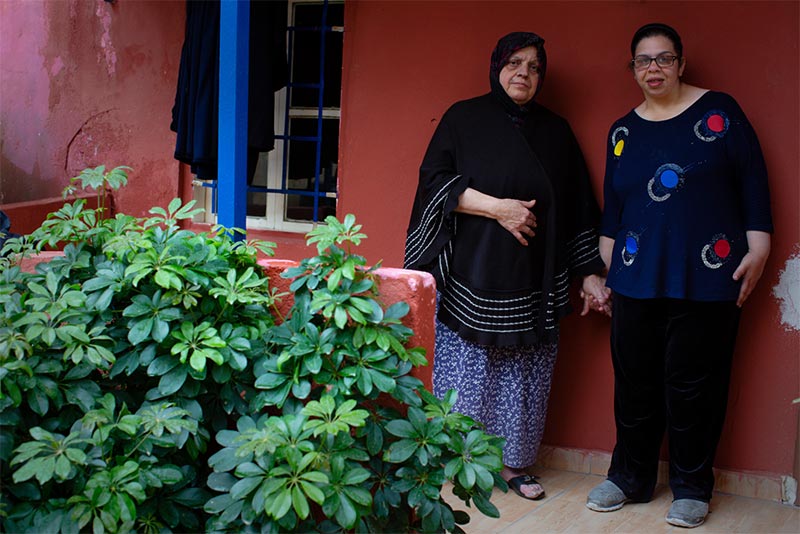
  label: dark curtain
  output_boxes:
[171,0,288,183]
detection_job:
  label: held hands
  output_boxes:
[580,274,612,317]
[732,231,771,307]
[495,198,537,246]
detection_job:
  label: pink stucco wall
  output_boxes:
[0,0,183,217]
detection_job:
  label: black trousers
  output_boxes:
[607,293,741,503]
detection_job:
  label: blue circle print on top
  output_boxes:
[660,169,680,189]
[647,163,685,202]
[622,231,640,266]
[625,235,638,254]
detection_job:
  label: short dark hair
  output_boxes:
[630,22,683,58]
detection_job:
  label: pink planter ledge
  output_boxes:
[259,259,436,391]
[18,251,66,273]
[1,193,106,236]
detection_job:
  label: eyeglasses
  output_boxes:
[631,53,679,70]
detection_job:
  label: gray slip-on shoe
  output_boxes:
[586,480,628,512]
[666,499,709,528]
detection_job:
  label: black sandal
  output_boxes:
[507,474,545,500]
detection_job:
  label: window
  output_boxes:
[194,0,343,232]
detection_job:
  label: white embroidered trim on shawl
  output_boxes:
[404,175,462,267]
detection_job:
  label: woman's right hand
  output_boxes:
[495,198,538,246]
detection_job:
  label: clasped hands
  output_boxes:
[580,274,612,317]
[493,198,612,317]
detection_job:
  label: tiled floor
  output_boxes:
[441,469,800,533]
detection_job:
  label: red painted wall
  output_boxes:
[337,1,800,478]
[0,0,183,217]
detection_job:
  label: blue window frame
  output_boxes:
[216,0,249,232]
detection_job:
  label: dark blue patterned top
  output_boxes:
[600,91,773,301]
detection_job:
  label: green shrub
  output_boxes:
[0,167,505,533]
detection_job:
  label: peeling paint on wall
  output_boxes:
[95,2,116,77]
[50,56,64,76]
[773,248,800,332]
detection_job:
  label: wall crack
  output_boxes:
[63,108,117,174]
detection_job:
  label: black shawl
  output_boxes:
[404,35,603,346]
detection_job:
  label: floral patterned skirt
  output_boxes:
[433,318,558,469]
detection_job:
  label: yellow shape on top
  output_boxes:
[613,139,625,157]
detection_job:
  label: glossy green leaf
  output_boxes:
[158,365,188,396]
[292,485,310,519]
[230,476,263,501]
[385,439,418,463]
[209,447,240,473]
[385,419,416,439]
[334,306,348,329]
[204,494,234,514]
[128,317,153,345]
[334,492,357,529]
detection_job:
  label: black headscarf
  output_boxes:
[489,32,547,122]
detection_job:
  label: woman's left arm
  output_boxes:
[723,95,773,307]
[732,230,771,307]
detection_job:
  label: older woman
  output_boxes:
[404,32,609,500]
[586,23,772,527]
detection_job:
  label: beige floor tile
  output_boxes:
[440,470,800,534]
[529,467,589,497]
[703,493,800,533]
[554,502,621,533]
[613,510,675,533]
[557,473,608,503]
[780,510,800,533]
